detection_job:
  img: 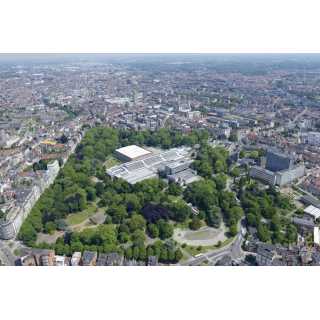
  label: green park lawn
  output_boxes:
[66,204,98,226]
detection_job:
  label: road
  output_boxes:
[180,221,246,266]
[0,241,17,266]
[160,114,171,128]
[292,107,308,123]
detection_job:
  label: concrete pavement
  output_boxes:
[180,220,247,266]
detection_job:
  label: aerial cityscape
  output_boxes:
[1,53,320,266]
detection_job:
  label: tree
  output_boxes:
[124,194,141,212]
[85,186,96,201]
[147,223,159,238]
[189,217,202,230]
[157,220,174,240]
[230,167,240,180]
[0,209,5,220]
[206,207,221,228]
[44,221,56,234]
[295,209,304,216]
[58,158,64,167]
[133,246,140,260]
[196,161,213,178]
[246,212,258,227]
[147,246,155,257]
[139,246,147,261]
[95,182,104,197]
[168,182,183,196]
[33,159,48,171]
[168,249,176,262]
[286,224,297,244]
[18,222,37,245]
[131,229,146,246]
[160,247,168,262]
[184,179,218,211]
[70,241,83,252]
[118,232,130,243]
[64,187,87,213]
[213,174,227,190]
[128,214,146,232]
[214,160,225,173]
[125,247,133,260]
[229,223,238,236]
[257,223,271,242]
[168,199,192,222]
[249,151,259,160]
[107,204,128,224]
[270,214,281,232]
[58,134,68,144]
[174,248,183,262]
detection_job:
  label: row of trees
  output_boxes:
[192,145,229,178]
[118,128,211,149]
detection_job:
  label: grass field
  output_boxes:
[66,204,98,226]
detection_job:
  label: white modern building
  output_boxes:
[115,145,151,162]
[107,147,192,185]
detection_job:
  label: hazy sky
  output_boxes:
[1,0,319,53]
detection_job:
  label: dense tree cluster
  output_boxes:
[118,128,210,149]
[184,179,243,235]
[19,127,119,246]
[0,209,6,220]
[192,144,229,178]
[240,182,297,245]
[32,159,48,171]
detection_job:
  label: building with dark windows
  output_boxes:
[265,149,294,172]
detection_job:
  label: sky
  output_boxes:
[0,0,319,53]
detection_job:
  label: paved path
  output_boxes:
[180,220,246,266]
[173,225,227,246]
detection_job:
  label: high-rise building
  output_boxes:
[265,149,294,172]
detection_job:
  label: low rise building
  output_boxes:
[168,169,201,186]
[70,252,82,266]
[82,251,97,266]
[304,205,320,222]
[249,166,276,185]
[275,165,305,187]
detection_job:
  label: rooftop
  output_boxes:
[115,145,151,160]
[304,205,320,220]
[107,147,189,185]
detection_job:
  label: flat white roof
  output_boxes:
[115,145,151,159]
[304,205,320,220]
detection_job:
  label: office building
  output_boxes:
[265,149,294,172]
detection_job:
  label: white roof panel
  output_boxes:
[304,205,320,220]
[116,145,151,159]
